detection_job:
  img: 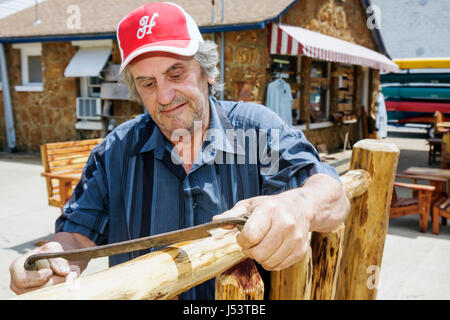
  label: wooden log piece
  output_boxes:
[269,246,312,300]
[335,139,399,300]
[269,169,371,300]
[16,228,246,300]
[310,223,345,300]
[16,167,373,300]
[215,258,264,300]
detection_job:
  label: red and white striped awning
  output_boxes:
[269,23,399,73]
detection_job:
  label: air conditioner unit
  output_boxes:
[76,97,102,120]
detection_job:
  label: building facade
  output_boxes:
[0,0,396,153]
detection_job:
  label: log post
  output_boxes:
[310,223,344,300]
[269,169,372,300]
[335,139,399,300]
[215,258,264,300]
[269,246,312,300]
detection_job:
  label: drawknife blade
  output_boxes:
[24,216,248,271]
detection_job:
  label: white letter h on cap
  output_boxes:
[137,13,159,39]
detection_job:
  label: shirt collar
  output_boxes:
[206,96,245,156]
[131,97,245,158]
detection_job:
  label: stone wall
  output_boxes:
[0,0,379,152]
[0,42,78,152]
[282,0,376,50]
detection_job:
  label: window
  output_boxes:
[12,43,43,91]
[87,76,103,97]
[309,61,330,123]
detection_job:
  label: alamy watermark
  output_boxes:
[366,265,381,290]
[67,5,81,30]
[366,5,381,30]
[170,121,280,175]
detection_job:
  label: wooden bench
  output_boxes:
[40,138,103,211]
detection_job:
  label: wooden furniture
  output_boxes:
[361,106,378,139]
[395,173,446,201]
[441,131,450,168]
[404,166,450,193]
[426,138,442,165]
[390,181,435,233]
[40,138,103,210]
[433,111,447,138]
[432,197,450,235]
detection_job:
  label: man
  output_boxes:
[9,2,349,299]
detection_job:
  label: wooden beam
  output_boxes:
[16,228,246,300]
[300,56,312,133]
[335,139,399,300]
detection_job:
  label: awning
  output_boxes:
[64,47,112,77]
[269,23,399,73]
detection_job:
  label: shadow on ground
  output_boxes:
[387,131,429,139]
[0,152,42,165]
[4,234,53,255]
[388,214,450,240]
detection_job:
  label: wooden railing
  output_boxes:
[17,139,399,300]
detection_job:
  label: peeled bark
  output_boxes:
[17,228,246,300]
[215,258,264,300]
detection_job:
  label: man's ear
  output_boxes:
[207,77,215,86]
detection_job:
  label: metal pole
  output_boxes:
[219,0,225,100]
[211,0,215,24]
[0,43,16,151]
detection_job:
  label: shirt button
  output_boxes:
[192,202,197,209]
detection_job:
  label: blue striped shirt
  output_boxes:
[55,96,340,299]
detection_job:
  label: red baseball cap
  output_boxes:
[117,2,204,73]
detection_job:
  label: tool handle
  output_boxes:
[25,258,51,271]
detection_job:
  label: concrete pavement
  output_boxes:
[0,126,449,299]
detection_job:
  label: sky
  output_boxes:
[371,0,450,59]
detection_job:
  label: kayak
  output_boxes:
[386,100,450,113]
[381,73,450,84]
[386,100,450,124]
[393,57,450,69]
[382,86,450,100]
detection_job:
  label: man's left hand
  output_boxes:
[212,174,349,271]
[212,191,313,271]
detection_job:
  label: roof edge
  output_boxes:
[360,0,391,58]
[0,1,299,43]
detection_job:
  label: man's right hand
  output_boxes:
[9,241,80,295]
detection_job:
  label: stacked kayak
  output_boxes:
[381,58,450,125]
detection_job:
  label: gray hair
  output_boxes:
[123,40,223,106]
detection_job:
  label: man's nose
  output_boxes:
[157,81,176,106]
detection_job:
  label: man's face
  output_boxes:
[128,52,211,138]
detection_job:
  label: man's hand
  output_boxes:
[213,174,349,271]
[9,242,80,295]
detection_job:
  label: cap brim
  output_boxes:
[119,39,200,73]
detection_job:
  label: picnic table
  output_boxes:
[403,166,450,193]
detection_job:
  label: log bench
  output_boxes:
[40,138,103,211]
